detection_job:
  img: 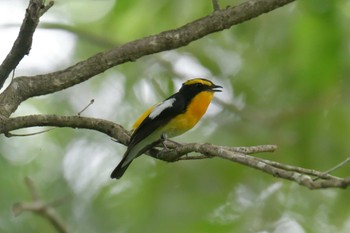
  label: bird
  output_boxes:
[111,78,222,179]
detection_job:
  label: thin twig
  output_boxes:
[176,144,277,159]
[11,69,15,81]
[25,177,40,200]
[5,127,55,137]
[212,0,221,11]
[39,1,54,16]
[223,144,278,154]
[253,157,342,181]
[313,157,350,181]
[77,99,95,116]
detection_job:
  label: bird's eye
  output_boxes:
[195,83,203,88]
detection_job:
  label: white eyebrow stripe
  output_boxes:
[149,98,176,119]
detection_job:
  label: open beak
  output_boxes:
[211,84,223,92]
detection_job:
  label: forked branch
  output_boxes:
[12,177,69,233]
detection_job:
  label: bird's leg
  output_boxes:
[158,134,187,160]
[166,139,182,146]
[160,134,183,149]
[160,133,169,150]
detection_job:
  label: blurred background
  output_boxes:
[1,0,350,232]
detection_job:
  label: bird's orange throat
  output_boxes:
[187,91,214,121]
[162,91,214,137]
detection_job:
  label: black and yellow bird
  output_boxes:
[111,78,222,179]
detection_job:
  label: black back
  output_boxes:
[128,82,211,149]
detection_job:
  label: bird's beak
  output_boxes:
[211,84,222,92]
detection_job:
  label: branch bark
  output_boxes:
[2,0,349,232]
[0,0,54,89]
[2,114,350,190]
[0,0,295,118]
[0,114,130,145]
[2,0,348,189]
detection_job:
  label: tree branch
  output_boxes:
[0,114,130,145]
[12,177,70,233]
[2,0,346,190]
[0,0,295,118]
[0,0,54,89]
[153,143,350,189]
[2,114,350,189]
[212,0,221,11]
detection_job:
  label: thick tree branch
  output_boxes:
[0,0,295,118]
[0,114,130,145]
[2,114,350,189]
[0,0,54,89]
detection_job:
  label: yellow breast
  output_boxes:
[162,91,214,137]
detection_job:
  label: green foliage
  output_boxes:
[1,0,350,232]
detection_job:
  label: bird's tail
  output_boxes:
[110,155,132,179]
[111,139,161,179]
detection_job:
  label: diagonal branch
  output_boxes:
[154,143,350,189]
[0,0,54,89]
[0,0,295,118]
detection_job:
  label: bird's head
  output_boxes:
[180,78,222,93]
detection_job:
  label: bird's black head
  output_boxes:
[179,78,222,94]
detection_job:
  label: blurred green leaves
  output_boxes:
[293,0,343,94]
[1,0,350,232]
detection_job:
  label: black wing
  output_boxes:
[128,93,185,149]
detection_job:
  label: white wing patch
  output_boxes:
[149,98,176,119]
